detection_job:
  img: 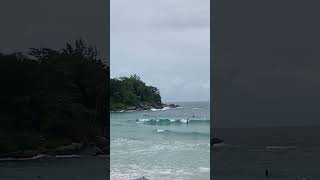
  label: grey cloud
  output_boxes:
[111,0,210,102]
[214,0,320,127]
[0,0,108,61]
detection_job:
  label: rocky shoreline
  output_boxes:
[211,138,224,146]
[111,103,180,112]
[0,136,109,159]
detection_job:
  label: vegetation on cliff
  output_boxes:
[110,75,162,111]
[0,40,109,156]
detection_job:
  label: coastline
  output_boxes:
[0,136,109,160]
[110,103,180,113]
[0,154,109,161]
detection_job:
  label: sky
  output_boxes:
[0,0,108,62]
[111,0,210,102]
[214,0,320,127]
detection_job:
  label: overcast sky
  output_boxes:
[0,0,108,61]
[214,0,320,128]
[111,0,210,102]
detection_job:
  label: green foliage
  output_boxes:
[110,75,162,110]
[0,39,109,153]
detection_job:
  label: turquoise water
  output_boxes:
[111,102,210,180]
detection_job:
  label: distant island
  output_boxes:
[0,40,109,159]
[110,75,179,112]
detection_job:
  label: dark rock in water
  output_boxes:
[0,150,39,159]
[153,104,162,109]
[127,106,137,111]
[211,138,224,145]
[47,143,82,155]
[18,150,39,158]
[93,136,108,149]
[101,147,109,155]
[78,146,103,156]
[110,102,180,112]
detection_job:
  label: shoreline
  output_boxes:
[0,154,109,161]
[110,103,180,113]
[0,136,109,160]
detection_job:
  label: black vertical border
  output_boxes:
[107,0,110,179]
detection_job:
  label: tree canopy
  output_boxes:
[0,39,109,153]
[110,75,162,110]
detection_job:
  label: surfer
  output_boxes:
[186,118,189,126]
[265,169,269,177]
[192,114,195,118]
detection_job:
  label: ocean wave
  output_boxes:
[198,167,210,173]
[265,146,297,150]
[155,129,209,137]
[150,107,171,111]
[0,154,105,161]
[136,118,210,125]
[0,154,47,161]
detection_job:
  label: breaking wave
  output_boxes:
[155,129,209,137]
[136,118,210,125]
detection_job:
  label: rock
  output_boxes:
[78,146,102,156]
[153,104,162,109]
[127,106,137,111]
[142,107,147,110]
[49,143,82,155]
[101,147,109,154]
[166,104,179,108]
[211,138,224,145]
[0,150,39,159]
[19,150,39,158]
[93,136,108,149]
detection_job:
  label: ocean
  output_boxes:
[111,101,210,180]
[0,156,109,180]
[213,126,320,179]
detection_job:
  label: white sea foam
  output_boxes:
[180,119,187,123]
[0,154,47,161]
[266,146,296,150]
[156,129,165,132]
[161,107,171,111]
[55,155,82,158]
[199,167,210,172]
[137,119,150,122]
